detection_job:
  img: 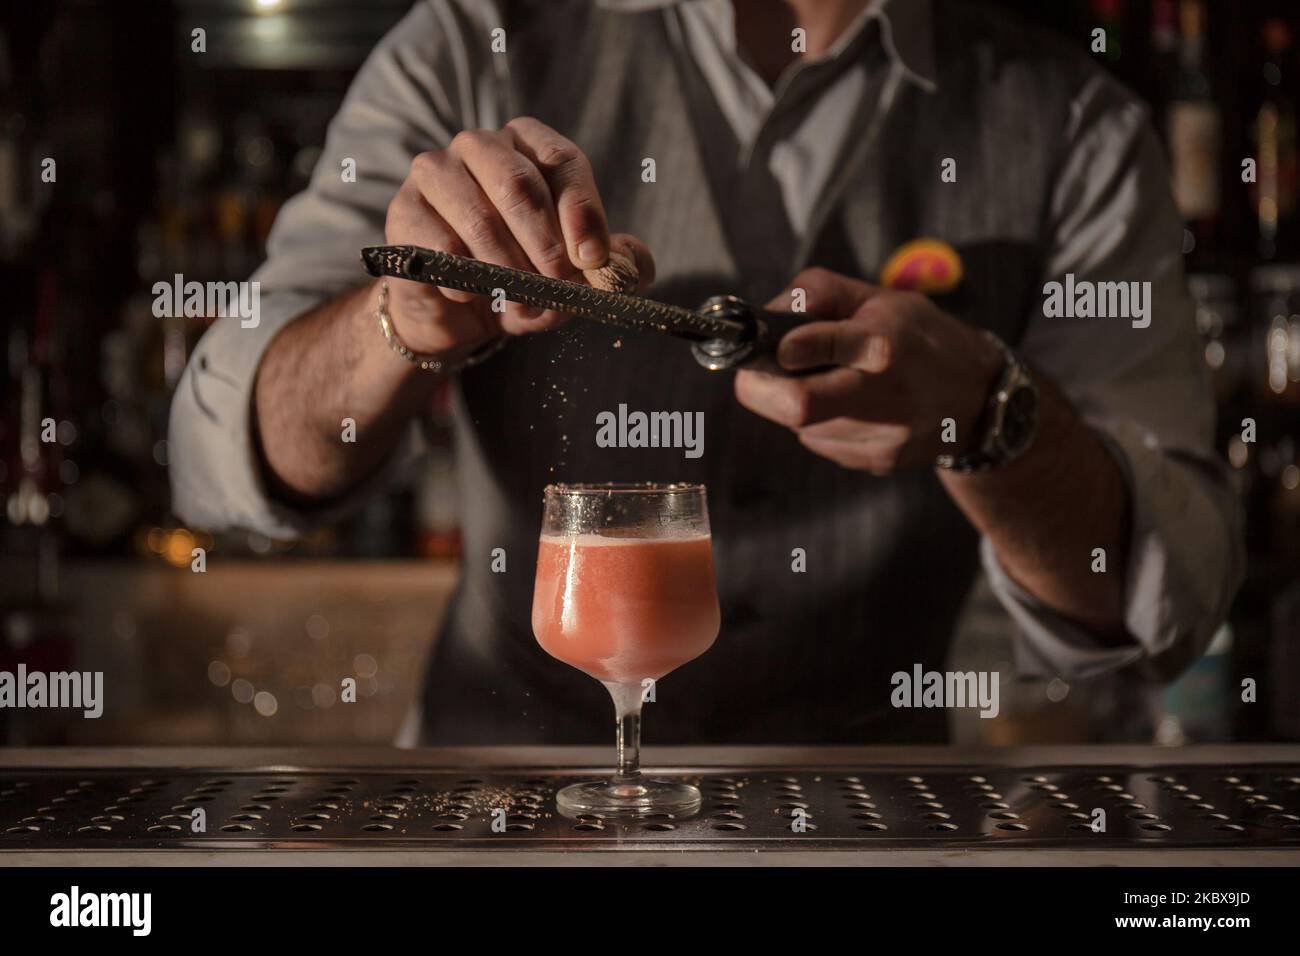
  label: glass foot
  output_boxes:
[555,778,701,820]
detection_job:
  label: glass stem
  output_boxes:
[604,681,644,782]
[617,709,641,780]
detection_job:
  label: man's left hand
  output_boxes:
[734,267,1005,474]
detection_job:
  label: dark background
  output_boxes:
[1,0,1298,746]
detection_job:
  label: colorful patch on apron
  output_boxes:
[880,239,963,295]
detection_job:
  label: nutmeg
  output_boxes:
[582,248,639,295]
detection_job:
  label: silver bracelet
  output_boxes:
[376,281,506,373]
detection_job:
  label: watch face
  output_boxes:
[998,384,1039,455]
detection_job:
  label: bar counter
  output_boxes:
[2,745,1298,866]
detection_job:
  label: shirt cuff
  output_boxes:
[980,535,1144,678]
[168,290,426,538]
[980,419,1238,679]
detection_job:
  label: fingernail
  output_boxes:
[577,238,605,267]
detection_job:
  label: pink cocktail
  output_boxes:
[531,483,720,819]
[532,534,720,684]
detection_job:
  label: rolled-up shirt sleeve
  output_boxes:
[984,72,1245,681]
[168,0,503,537]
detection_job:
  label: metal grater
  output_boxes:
[361,244,809,373]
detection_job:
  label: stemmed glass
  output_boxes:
[531,483,720,819]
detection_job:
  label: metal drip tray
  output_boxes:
[3,764,1299,851]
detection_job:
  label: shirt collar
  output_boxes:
[595,0,938,93]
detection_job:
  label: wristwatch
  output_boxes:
[935,330,1039,473]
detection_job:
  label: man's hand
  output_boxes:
[255,117,655,504]
[384,116,655,356]
[734,267,1003,472]
[736,266,1132,640]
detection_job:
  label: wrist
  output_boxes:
[381,279,487,359]
[952,328,1008,454]
[375,280,506,374]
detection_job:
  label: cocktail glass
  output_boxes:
[531,482,720,819]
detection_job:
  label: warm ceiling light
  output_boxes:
[255,0,283,10]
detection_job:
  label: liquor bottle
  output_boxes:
[1167,0,1222,271]
[1252,265,1300,405]
[5,272,63,531]
[414,383,462,559]
[1253,19,1298,261]
[1146,0,1179,128]
[0,302,75,747]
[1187,273,1243,403]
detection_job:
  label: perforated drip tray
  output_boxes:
[2,765,1299,851]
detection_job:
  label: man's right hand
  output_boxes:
[382,116,655,358]
[252,119,655,503]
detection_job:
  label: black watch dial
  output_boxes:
[998,384,1039,456]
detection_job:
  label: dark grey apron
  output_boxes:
[419,0,1061,744]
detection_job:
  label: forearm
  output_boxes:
[253,280,443,503]
[938,372,1131,642]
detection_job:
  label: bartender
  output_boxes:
[168,0,1243,744]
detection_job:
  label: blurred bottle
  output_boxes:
[213,186,251,279]
[414,383,461,559]
[1168,0,1222,271]
[1249,266,1300,564]
[1252,19,1297,262]
[1190,274,1260,557]
[0,295,74,744]
[5,271,64,531]
[1147,0,1179,127]
[3,328,43,528]
[1188,273,1244,402]
[1263,436,1300,563]
[1252,265,1300,404]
